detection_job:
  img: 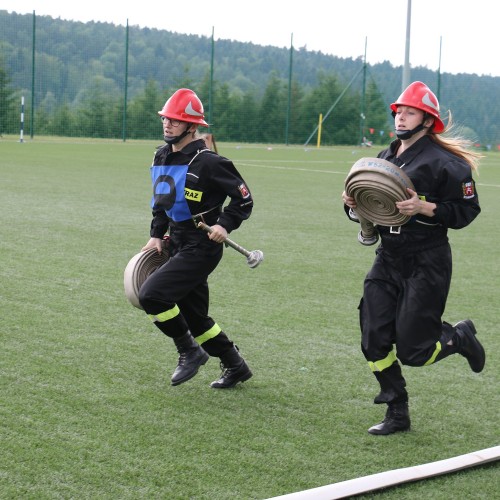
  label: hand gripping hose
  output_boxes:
[344,157,415,245]
[124,245,169,309]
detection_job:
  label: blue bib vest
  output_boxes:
[150,164,192,222]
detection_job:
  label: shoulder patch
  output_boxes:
[462,181,475,199]
[238,183,250,199]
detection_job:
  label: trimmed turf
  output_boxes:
[1,136,498,499]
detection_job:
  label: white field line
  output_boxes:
[237,161,348,175]
[237,161,500,188]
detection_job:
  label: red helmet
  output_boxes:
[390,81,445,133]
[158,88,209,127]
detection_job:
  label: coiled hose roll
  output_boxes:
[124,246,169,309]
[344,157,415,243]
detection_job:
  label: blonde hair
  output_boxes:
[429,111,482,173]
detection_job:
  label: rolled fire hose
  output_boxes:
[344,157,415,245]
[124,245,169,309]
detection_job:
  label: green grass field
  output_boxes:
[1,136,499,499]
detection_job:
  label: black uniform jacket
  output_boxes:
[149,139,253,239]
[348,135,481,254]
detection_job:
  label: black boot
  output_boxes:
[453,320,485,373]
[373,361,408,405]
[368,402,411,435]
[210,346,252,389]
[171,332,209,386]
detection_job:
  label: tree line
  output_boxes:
[0,54,389,145]
[1,10,499,145]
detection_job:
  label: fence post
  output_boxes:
[20,96,25,143]
[30,11,36,139]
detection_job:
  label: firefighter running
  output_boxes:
[138,88,254,389]
[342,81,485,435]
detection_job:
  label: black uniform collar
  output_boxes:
[179,139,208,155]
[156,138,207,156]
[386,135,432,167]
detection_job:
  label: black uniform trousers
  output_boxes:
[359,240,456,404]
[138,225,233,356]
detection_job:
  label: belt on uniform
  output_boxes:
[170,205,222,229]
[379,223,443,235]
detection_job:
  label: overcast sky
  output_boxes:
[2,0,499,77]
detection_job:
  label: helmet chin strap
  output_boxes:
[164,125,193,145]
[395,123,427,140]
[395,113,433,140]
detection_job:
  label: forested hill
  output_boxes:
[1,10,499,145]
